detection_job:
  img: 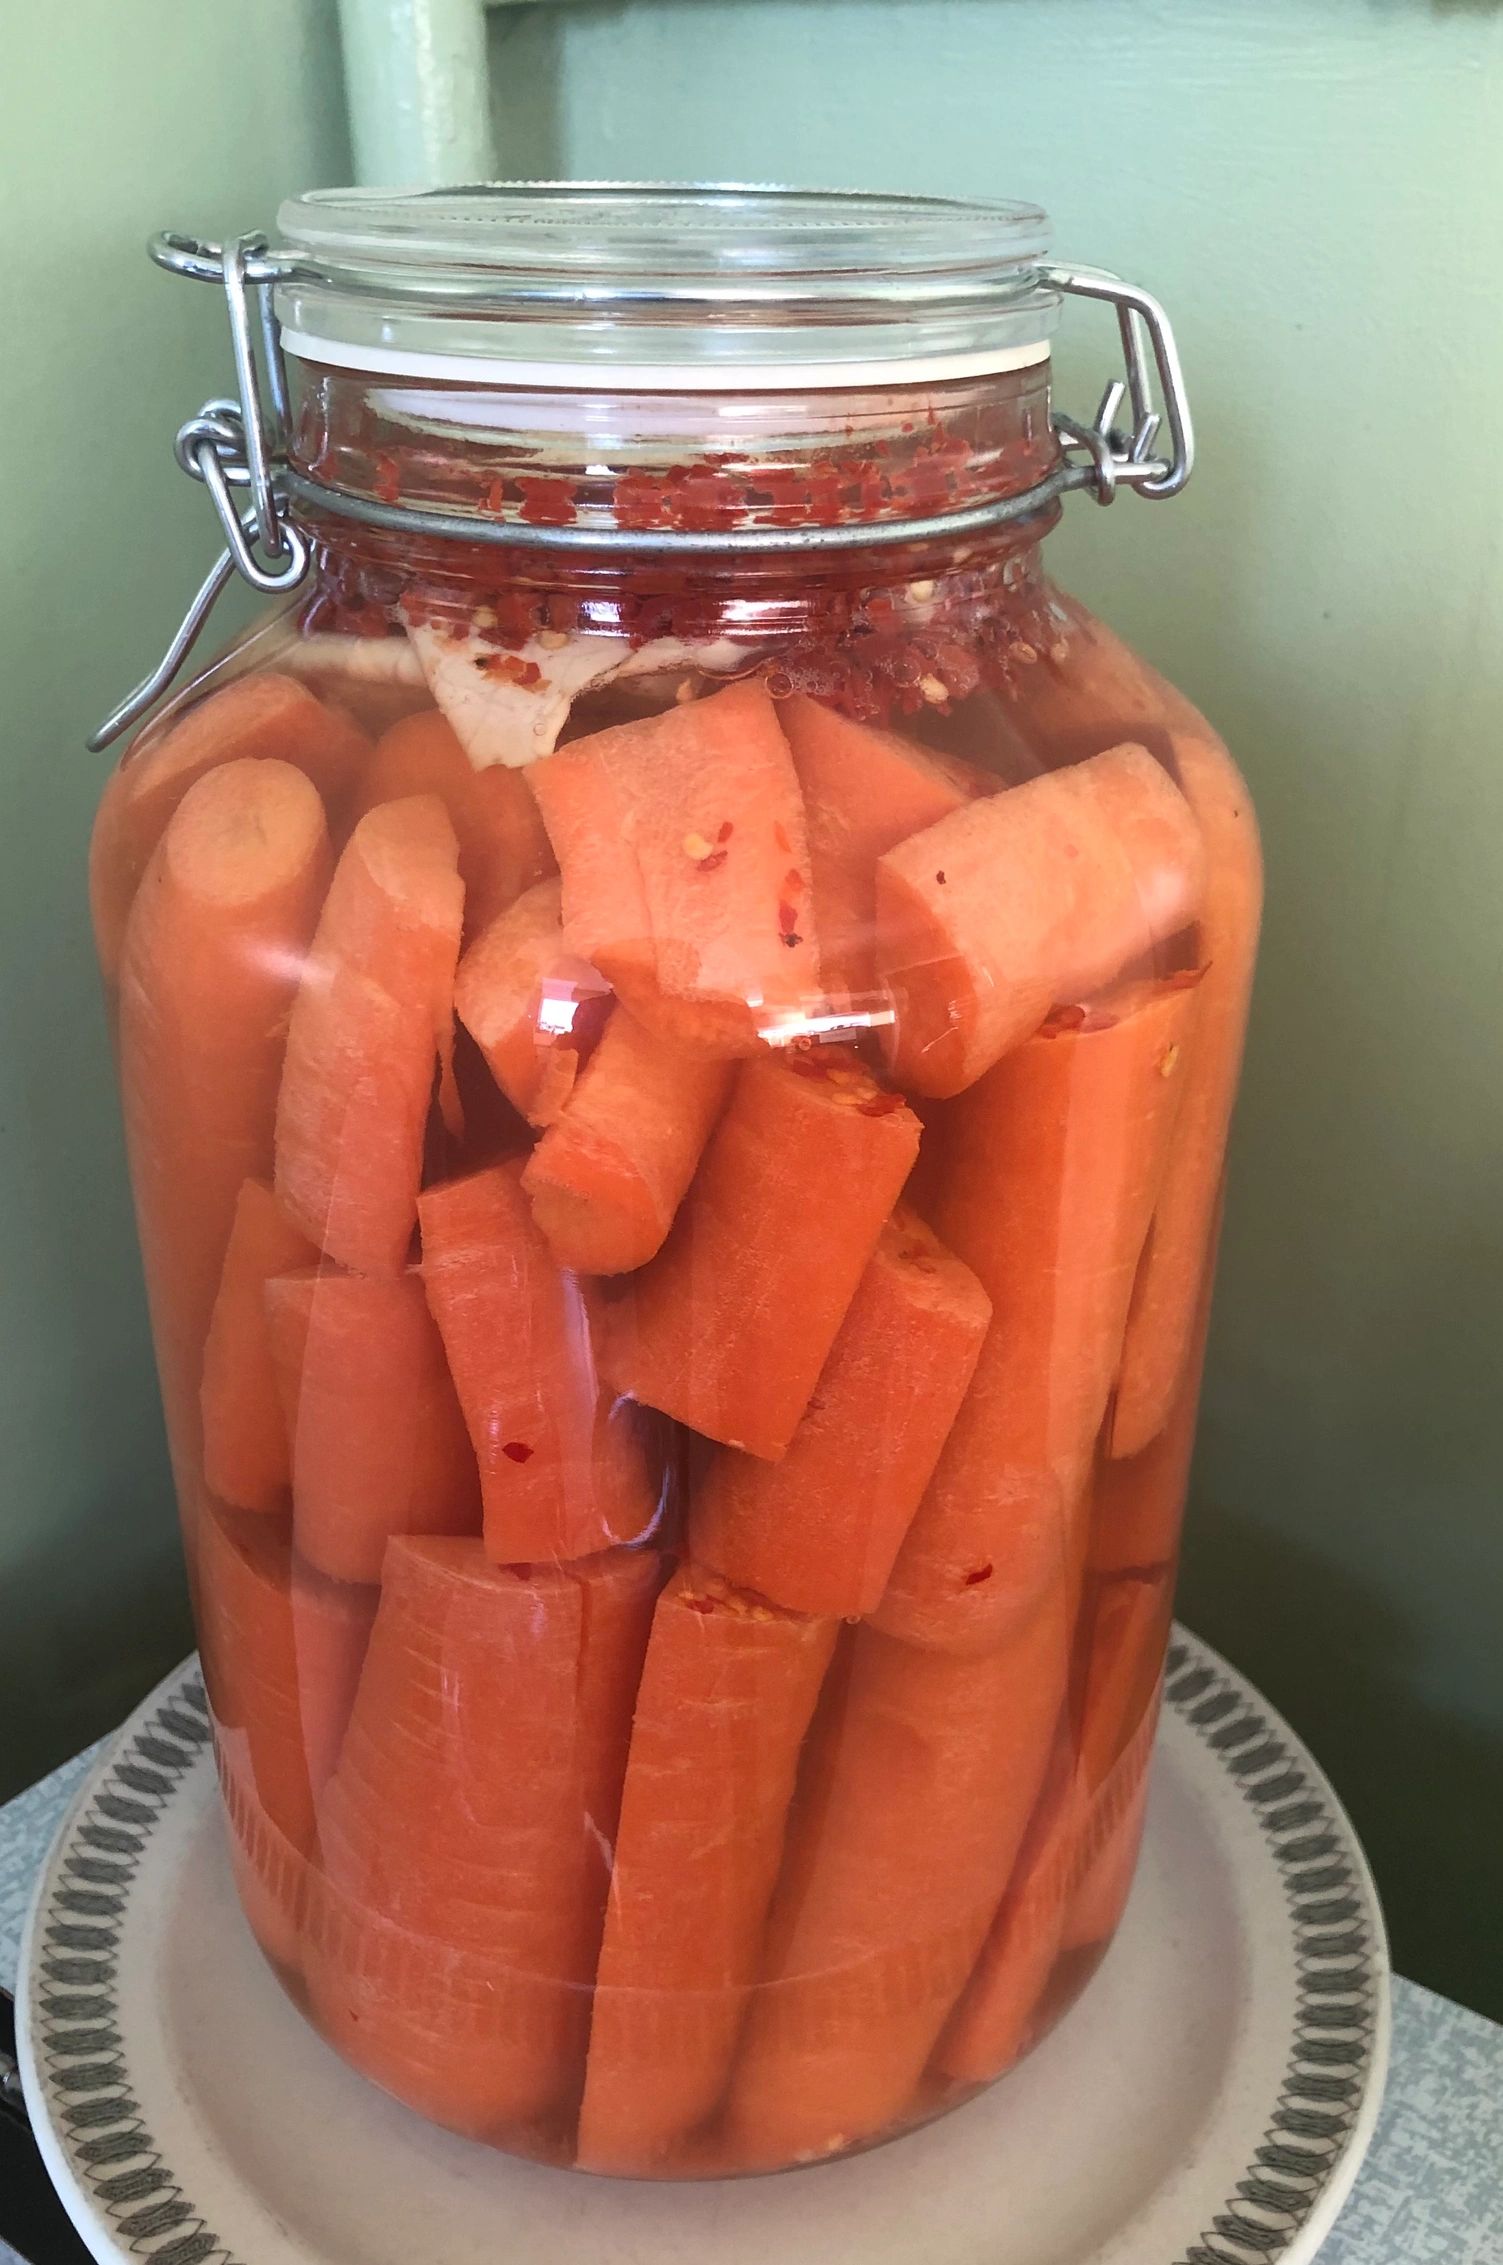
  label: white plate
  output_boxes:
[18,1630,1388,2265]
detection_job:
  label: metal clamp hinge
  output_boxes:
[91,237,1194,750]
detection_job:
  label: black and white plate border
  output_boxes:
[18,1630,1388,2265]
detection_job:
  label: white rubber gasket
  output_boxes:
[279,330,1052,391]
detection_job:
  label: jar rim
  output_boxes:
[274,182,1058,391]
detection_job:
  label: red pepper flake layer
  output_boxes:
[501,1441,535,1464]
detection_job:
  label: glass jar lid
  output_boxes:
[274,183,1058,391]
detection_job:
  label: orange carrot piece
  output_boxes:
[304,1536,659,2140]
[347,708,555,932]
[275,796,463,1275]
[265,1268,481,1584]
[528,677,819,1054]
[1092,1213,1218,1574]
[1110,733,1261,1452]
[724,1587,1070,2168]
[118,762,331,1529]
[604,1051,921,1459]
[935,1733,1082,2085]
[577,1569,837,2174]
[875,743,1206,1096]
[200,1180,319,1513]
[290,1554,378,1804]
[521,1007,733,1274]
[418,1162,661,1563]
[92,673,364,982]
[691,1208,991,1616]
[1074,1571,1174,1798]
[199,1501,316,1858]
[1061,1697,1158,1953]
[873,979,1199,1655]
[778,691,988,999]
[454,876,611,1126]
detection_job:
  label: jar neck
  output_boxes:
[290,364,1063,730]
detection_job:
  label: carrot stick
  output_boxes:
[528,677,820,1054]
[994,599,1262,1458]
[934,1732,1082,2084]
[1091,1206,1219,1574]
[418,1162,662,1563]
[265,1268,481,1584]
[118,761,331,1536]
[873,979,1199,1655]
[1074,1570,1174,1799]
[1061,1694,1158,1953]
[275,795,463,1275]
[1109,733,1260,1452]
[521,1007,733,1274]
[875,743,1206,1096]
[92,673,365,983]
[604,1050,921,1459]
[576,1569,837,2174]
[690,1208,991,1616]
[777,692,988,1000]
[723,1586,1070,2168]
[454,876,611,1126]
[346,707,555,933]
[290,1554,378,1805]
[200,1180,319,1513]
[303,1536,659,2140]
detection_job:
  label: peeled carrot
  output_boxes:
[604,1051,920,1460]
[1074,1570,1174,1798]
[777,692,987,1000]
[275,796,463,1275]
[92,673,365,983]
[528,677,819,1054]
[577,1569,837,2174]
[873,979,1199,1656]
[200,1502,315,1971]
[454,876,610,1126]
[724,1585,1069,2168]
[347,708,555,932]
[935,1733,1082,2085]
[418,1162,661,1563]
[289,1554,378,1804]
[1092,1210,1219,1574]
[521,1008,732,1274]
[875,743,1206,1096]
[200,1180,319,1513]
[118,761,331,1533]
[996,600,1262,1457]
[1110,733,1260,1452]
[304,1536,659,2140]
[690,1208,991,1616]
[1061,1697,1158,1953]
[265,1268,481,1584]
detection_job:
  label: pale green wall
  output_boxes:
[0,5,351,1794]
[490,0,1503,2016]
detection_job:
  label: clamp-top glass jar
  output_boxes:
[92,185,1260,2176]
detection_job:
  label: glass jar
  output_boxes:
[92,186,1260,2177]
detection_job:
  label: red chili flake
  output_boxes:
[695,848,729,873]
[963,1564,994,1587]
[781,867,804,897]
[717,820,735,843]
[501,1441,535,1464]
[518,477,578,527]
[935,870,948,886]
[772,822,792,855]
[477,654,544,689]
[856,1091,908,1117]
[780,930,803,949]
[776,898,799,935]
[682,1595,717,1615]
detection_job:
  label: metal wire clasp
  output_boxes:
[88,234,310,753]
[1043,267,1194,505]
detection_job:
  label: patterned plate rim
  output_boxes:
[18,1626,1390,2265]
